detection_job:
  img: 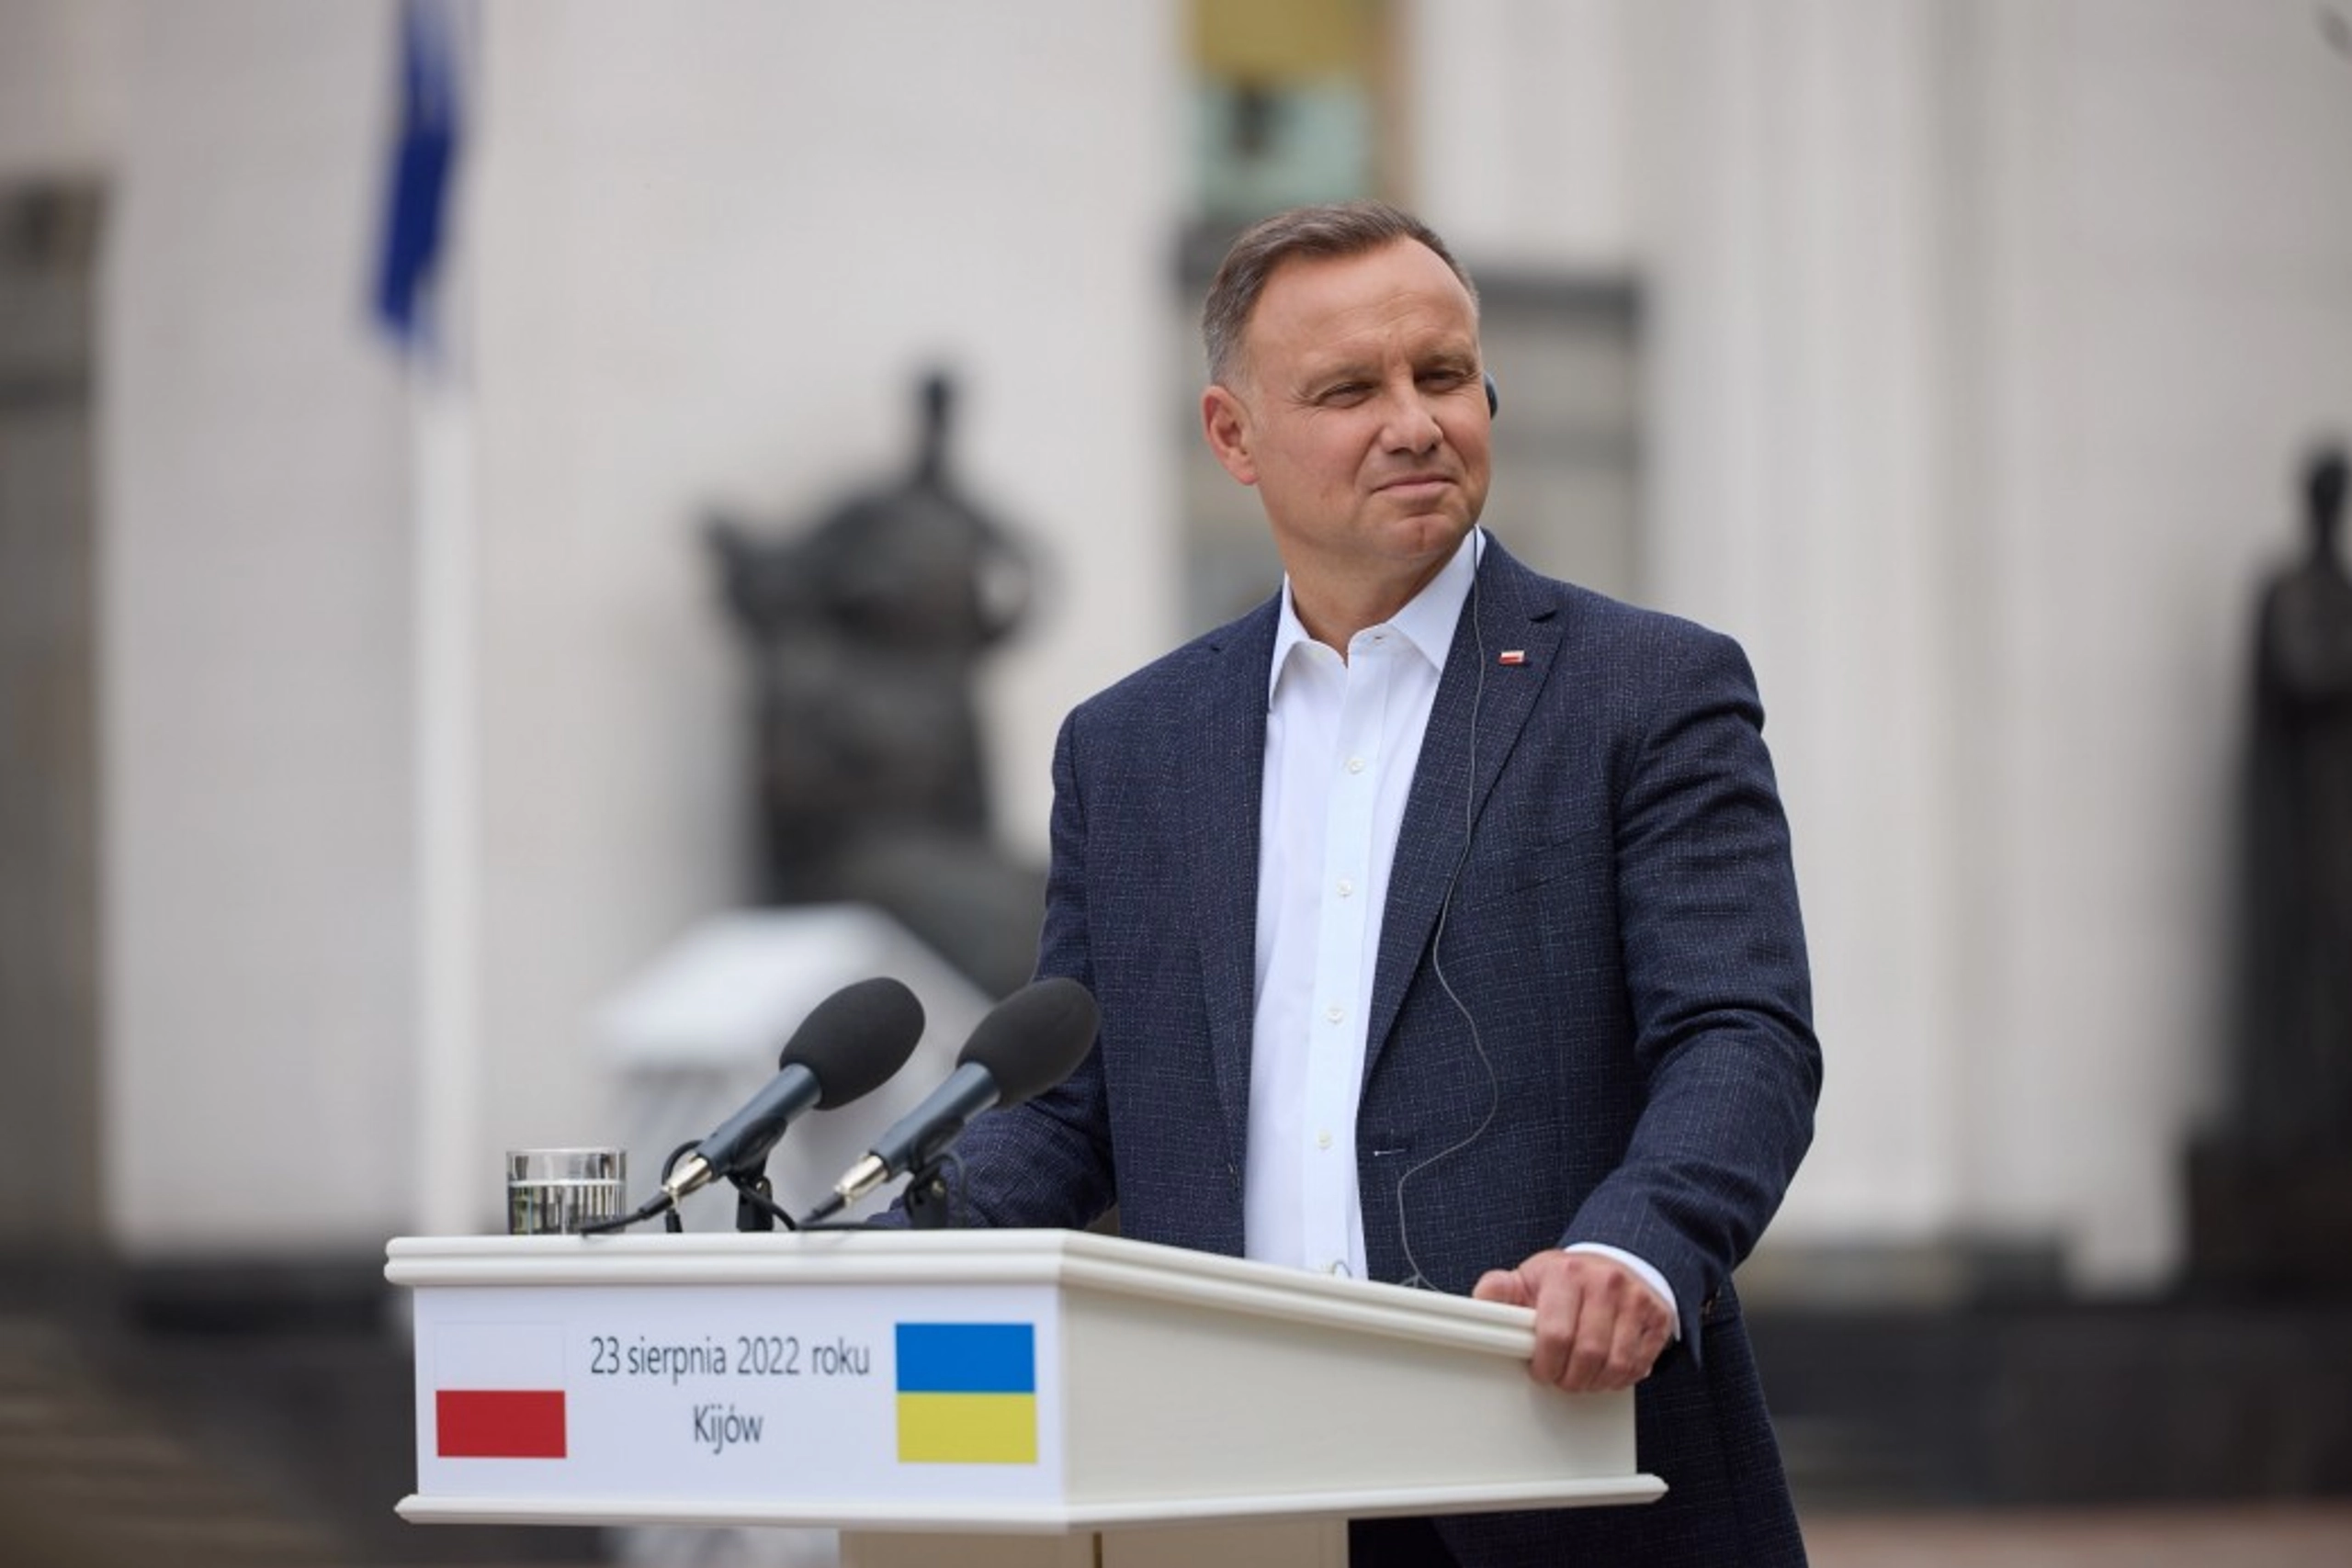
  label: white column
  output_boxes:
[1626,0,1973,1255]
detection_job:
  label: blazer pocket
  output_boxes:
[1457,832,1610,912]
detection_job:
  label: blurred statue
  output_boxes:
[2238,444,2352,1153]
[707,372,1046,998]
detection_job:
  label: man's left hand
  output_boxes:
[1471,1249,1674,1393]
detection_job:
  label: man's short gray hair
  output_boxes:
[1201,201,1478,386]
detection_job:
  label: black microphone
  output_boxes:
[808,976,1098,1219]
[656,976,925,1212]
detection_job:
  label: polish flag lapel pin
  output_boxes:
[1498,649,1527,666]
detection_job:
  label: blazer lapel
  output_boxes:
[1180,598,1278,1181]
[1363,540,1563,1079]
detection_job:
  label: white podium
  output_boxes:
[389,1229,1662,1567]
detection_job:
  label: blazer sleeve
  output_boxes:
[1561,626,1822,1350]
[920,706,1118,1231]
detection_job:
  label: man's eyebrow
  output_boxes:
[1290,336,1480,391]
[1296,355,1376,385]
[1306,339,1477,372]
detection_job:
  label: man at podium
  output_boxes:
[931,202,1822,1567]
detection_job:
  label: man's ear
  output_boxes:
[1201,384,1259,486]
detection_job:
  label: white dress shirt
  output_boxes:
[1242,530,1677,1321]
[1245,534,1478,1278]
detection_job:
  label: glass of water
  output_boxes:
[505,1147,627,1235]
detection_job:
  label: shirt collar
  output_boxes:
[1267,528,1483,708]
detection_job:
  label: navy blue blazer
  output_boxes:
[948,536,1822,1565]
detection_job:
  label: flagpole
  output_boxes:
[413,342,480,1239]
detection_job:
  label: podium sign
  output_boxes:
[390,1229,1662,1537]
[413,1279,1068,1510]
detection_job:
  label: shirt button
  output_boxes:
[1346,757,1366,774]
[1336,878,1354,898]
[1325,1005,1344,1024]
[1317,1130,1333,1150]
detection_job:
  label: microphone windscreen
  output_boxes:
[956,977,1100,1107]
[779,976,925,1108]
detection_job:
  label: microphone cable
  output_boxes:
[581,1137,703,1235]
[1395,529,1503,1292]
[726,1172,800,1231]
[783,1148,970,1232]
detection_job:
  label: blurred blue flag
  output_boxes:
[374,0,461,349]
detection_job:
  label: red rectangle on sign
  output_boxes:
[435,1388,567,1459]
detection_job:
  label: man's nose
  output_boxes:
[1377,384,1443,452]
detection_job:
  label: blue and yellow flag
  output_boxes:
[895,1323,1037,1464]
[372,0,461,350]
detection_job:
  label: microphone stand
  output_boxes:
[901,1153,958,1230]
[734,1158,776,1233]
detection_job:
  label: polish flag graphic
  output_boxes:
[436,1388,566,1459]
[432,1323,569,1460]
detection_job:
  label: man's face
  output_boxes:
[1202,239,1491,605]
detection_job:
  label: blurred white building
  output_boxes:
[1,0,2347,1294]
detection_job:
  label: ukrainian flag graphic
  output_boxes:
[895,1322,1037,1464]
